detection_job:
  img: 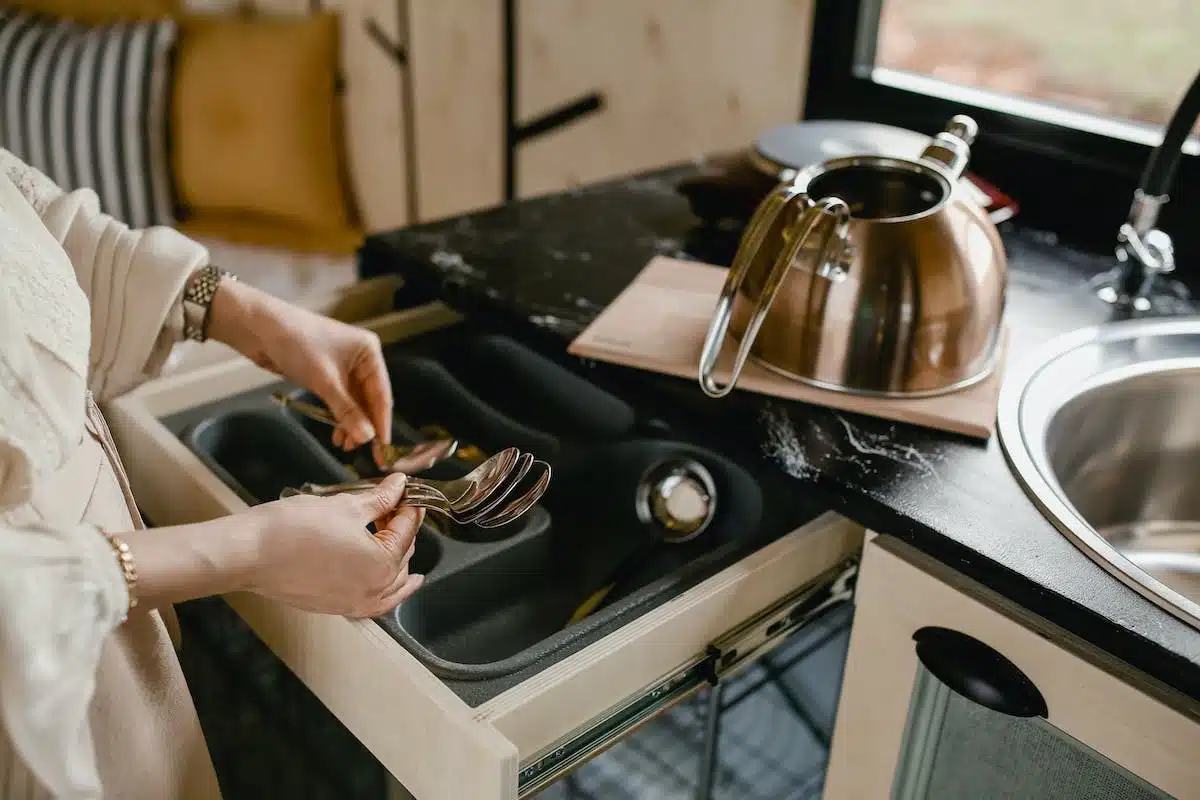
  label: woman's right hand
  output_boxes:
[243,473,426,618]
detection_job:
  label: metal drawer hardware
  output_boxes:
[706,559,857,680]
[516,559,859,797]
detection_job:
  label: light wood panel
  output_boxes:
[321,0,410,231]
[568,257,1008,439]
[515,0,815,198]
[825,535,1200,799]
[406,0,505,221]
[478,513,862,757]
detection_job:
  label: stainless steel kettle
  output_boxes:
[699,115,1007,399]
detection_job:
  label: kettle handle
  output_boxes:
[698,190,850,399]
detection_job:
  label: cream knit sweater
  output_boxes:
[0,148,220,798]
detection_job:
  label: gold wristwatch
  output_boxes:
[182,264,236,342]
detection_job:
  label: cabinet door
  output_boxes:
[826,535,1200,799]
[400,0,816,220]
[406,0,506,221]
[515,0,815,199]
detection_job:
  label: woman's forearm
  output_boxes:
[204,277,284,363]
[114,515,263,609]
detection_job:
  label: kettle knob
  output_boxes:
[920,114,979,181]
[945,115,979,146]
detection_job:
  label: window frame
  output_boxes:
[803,0,1200,263]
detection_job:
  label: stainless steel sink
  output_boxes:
[998,316,1200,631]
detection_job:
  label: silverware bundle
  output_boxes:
[284,446,550,529]
[274,388,552,528]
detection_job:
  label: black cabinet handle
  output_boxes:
[913,626,1048,718]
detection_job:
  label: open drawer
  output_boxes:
[106,301,864,800]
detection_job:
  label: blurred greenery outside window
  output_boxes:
[874,0,1200,136]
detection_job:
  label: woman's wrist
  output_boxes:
[205,278,279,361]
[103,533,139,615]
[114,515,265,608]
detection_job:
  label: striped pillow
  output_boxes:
[0,9,177,229]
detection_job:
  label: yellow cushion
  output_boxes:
[4,0,177,23]
[178,212,363,257]
[172,12,358,238]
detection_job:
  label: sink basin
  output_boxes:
[998,316,1200,631]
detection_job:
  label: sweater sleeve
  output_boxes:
[0,518,129,799]
[0,149,210,401]
[0,284,130,798]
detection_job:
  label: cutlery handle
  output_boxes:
[273,392,338,427]
[294,475,455,498]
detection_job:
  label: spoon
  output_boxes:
[473,462,551,528]
[272,392,459,472]
[280,460,550,529]
[298,447,521,508]
[283,448,548,529]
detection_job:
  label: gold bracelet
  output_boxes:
[106,533,139,614]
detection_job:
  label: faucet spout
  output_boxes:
[1094,68,1200,314]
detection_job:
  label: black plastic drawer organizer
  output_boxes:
[170,329,818,695]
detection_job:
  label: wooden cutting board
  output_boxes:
[568,256,1008,439]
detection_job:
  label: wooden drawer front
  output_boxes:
[108,304,862,799]
[478,513,862,794]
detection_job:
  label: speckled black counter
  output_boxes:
[362,164,1200,704]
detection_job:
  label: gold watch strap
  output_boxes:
[183,264,236,342]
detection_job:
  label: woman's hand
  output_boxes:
[206,279,394,464]
[243,473,425,617]
[117,474,425,616]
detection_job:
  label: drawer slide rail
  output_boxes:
[517,559,859,797]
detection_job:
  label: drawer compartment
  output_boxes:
[111,305,861,800]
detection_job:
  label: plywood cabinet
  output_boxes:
[514,0,814,199]
[180,0,813,227]
[826,535,1200,799]
[405,0,505,221]
[402,0,814,219]
[406,0,816,217]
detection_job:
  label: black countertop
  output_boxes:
[361,164,1200,704]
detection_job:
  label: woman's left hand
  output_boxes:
[206,279,394,464]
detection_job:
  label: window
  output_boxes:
[804,0,1200,263]
[876,0,1200,136]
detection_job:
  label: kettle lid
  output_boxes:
[754,119,931,175]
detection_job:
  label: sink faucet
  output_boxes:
[1093,68,1200,315]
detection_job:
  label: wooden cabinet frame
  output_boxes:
[106,298,864,799]
[825,535,1200,799]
